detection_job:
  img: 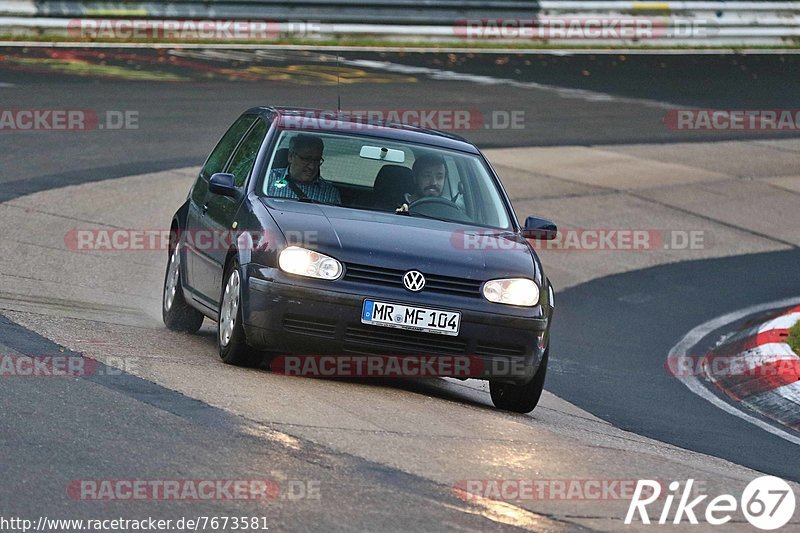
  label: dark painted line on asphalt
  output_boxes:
[0,158,196,204]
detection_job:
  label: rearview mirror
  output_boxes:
[522,216,557,240]
[360,145,405,163]
[209,173,238,198]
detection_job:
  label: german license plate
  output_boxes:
[361,300,461,336]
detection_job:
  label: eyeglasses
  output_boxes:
[291,151,324,166]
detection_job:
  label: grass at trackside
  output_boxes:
[1,34,800,50]
[788,320,800,356]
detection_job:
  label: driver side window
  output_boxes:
[226,119,269,188]
[199,115,256,180]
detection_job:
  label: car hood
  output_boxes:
[261,198,539,282]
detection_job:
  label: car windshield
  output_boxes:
[259,130,513,230]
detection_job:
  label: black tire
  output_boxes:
[162,244,204,333]
[218,257,261,367]
[490,347,549,413]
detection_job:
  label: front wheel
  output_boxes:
[218,258,261,367]
[162,244,204,333]
[490,347,549,413]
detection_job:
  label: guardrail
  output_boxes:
[1,1,800,45]
[2,0,538,24]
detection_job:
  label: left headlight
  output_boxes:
[482,278,540,306]
[278,246,343,280]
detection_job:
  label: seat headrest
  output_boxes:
[273,148,290,168]
[372,164,413,209]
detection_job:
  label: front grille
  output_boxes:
[283,316,337,338]
[475,342,526,357]
[343,263,482,298]
[344,325,468,355]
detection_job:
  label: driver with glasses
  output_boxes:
[266,134,342,205]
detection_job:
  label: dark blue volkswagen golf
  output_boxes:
[163,107,556,412]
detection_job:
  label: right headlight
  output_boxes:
[278,246,343,280]
[482,278,540,307]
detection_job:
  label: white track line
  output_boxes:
[670,296,800,446]
[1,41,800,54]
[342,58,676,109]
[764,311,800,331]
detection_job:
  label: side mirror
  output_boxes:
[522,216,557,240]
[209,173,238,198]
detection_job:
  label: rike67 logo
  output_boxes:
[626,477,796,530]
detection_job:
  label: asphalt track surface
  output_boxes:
[0,317,531,531]
[1,47,799,527]
[550,249,800,483]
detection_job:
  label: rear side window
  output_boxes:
[200,115,256,179]
[227,119,269,188]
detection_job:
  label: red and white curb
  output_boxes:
[702,305,800,431]
[669,297,800,446]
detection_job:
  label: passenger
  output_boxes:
[266,134,341,205]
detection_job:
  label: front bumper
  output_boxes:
[241,264,550,383]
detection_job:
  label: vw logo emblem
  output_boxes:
[403,270,426,292]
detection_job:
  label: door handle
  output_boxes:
[202,203,209,214]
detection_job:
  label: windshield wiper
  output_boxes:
[294,196,325,204]
[264,195,328,205]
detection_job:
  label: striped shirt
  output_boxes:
[265,167,342,205]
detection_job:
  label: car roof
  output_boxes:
[245,106,482,155]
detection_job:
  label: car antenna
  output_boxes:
[336,53,342,113]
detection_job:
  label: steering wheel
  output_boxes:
[408,196,471,222]
[409,196,459,209]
